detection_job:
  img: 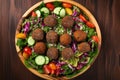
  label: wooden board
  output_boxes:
[15,0,102,79]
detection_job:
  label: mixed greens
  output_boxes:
[16,1,99,78]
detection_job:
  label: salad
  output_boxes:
[16,1,100,79]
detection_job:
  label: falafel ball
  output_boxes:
[46,30,58,43]
[44,15,57,27]
[32,28,44,41]
[33,42,46,54]
[60,33,72,46]
[62,16,74,28]
[78,42,91,53]
[61,48,74,60]
[47,47,58,60]
[73,30,87,42]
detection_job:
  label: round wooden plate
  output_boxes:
[15,0,102,79]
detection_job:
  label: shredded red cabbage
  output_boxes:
[76,63,84,70]
[24,22,30,33]
[71,41,77,53]
[72,9,78,17]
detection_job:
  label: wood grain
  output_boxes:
[0,0,120,80]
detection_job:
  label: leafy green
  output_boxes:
[67,28,72,35]
[53,1,62,7]
[37,2,45,9]
[57,43,65,51]
[16,39,27,50]
[66,57,79,67]
[74,51,84,57]
[82,24,96,38]
[24,52,38,69]
[47,43,57,48]
[38,68,44,73]
[62,65,73,75]
[42,26,52,33]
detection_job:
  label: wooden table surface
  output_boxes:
[0,0,120,80]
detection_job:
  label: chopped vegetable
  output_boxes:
[16,33,26,39]
[35,10,41,17]
[40,7,49,14]
[46,3,55,11]
[23,52,29,59]
[31,11,37,17]
[92,36,99,43]
[60,8,66,17]
[24,22,30,33]
[86,21,95,28]
[16,39,27,50]
[43,65,51,74]
[53,7,62,15]
[49,63,57,70]
[45,56,49,64]
[35,55,45,65]
[79,14,87,22]
[27,36,35,46]
[61,64,73,75]
[23,47,32,55]
[65,8,73,15]
[62,2,72,8]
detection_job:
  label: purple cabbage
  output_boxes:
[76,63,84,70]
[24,22,30,33]
[41,21,45,27]
[73,17,84,23]
[71,41,77,53]
[72,9,78,17]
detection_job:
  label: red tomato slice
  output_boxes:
[23,47,32,55]
[62,2,72,8]
[92,36,99,43]
[79,14,87,22]
[31,11,37,17]
[86,21,95,28]
[46,3,55,11]
[51,69,55,75]
[43,65,51,74]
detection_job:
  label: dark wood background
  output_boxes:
[0,0,120,80]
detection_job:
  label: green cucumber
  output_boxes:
[60,8,66,17]
[53,7,62,15]
[28,36,35,46]
[45,56,49,64]
[35,55,45,65]
[35,10,41,17]
[40,7,49,14]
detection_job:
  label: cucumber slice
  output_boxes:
[45,56,49,64]
[28,36,35,46]
[40,7,49,14]
[35,55,45,65]
[35,10,41,17]
[53,7,62,15]
[60,8,66,17]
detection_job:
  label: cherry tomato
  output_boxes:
[49,63,57,70]
[62,2,72,8]
[23,47,32,55]
[31,11,37,17]
[46,3,55,11]
[23,52,29,59]
[43,65,51,74]
[92,36,99,43]
[79,14,87,22]
[86,21,95,28]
